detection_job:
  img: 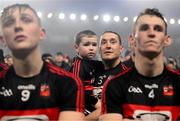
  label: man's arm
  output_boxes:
[58,111,85,121]
[85,99,101,121]
[99,113,123,121]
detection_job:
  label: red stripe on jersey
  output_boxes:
[0,63,9,78]
[0,63,8,70]
[47,63,84,112]
[0,108,59,120]
[101,68,132,114]
[84,85,94,90]
[123,104,180,120]
[121,63,128,70]
[73,60,81,77]
[166,66,180,75]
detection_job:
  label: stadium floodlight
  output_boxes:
[37,11,42,18]
[178,19,180,24]
[113,16,120,22]
[103,14,111,22]
[0,9,3,15]
[70,13,76,20]
[93,15,99,21]
[80,14,87,21]
[169,18,175,24]
[123,17,128,22]
[59,13,65,19]
[133,16,137,22]
[47,13,53,18]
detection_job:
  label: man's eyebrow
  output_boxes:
[2,15,14,23]
[20,13,33,17]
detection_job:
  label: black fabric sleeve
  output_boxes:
[59,75,84,112]
[101,77,124,114]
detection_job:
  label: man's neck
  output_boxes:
[104,58,121,70]
[135,52,164,77]
[12,48,43,77]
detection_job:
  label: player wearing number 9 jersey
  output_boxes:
[0,3,84,121]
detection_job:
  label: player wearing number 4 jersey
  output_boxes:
[0,4,84,121]
[100,8,180,121]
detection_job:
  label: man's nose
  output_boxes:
[14,20,23,32]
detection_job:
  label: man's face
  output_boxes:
[55,54,64,63]
[133,15,167,55]
[100,32,122,61]
[75,36,98,60]
[1,7,45,52]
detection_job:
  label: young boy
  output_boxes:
[70,30,103,120]
[0,4,84,121]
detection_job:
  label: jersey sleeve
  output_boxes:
[58,75,84,112]
[101,77,124,115]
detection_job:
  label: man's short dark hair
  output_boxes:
[75,30,97,46]
[101,31,122,45]
[133,8,167,35]
[1,3,41,27]
[56,52,63,56]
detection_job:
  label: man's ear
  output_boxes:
[164,35,172,47]
[0,35,6,47]
[128,34,136,49]
[40,28,46,41]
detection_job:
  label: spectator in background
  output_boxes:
[4,54,13,66]
[41,53,55,64]
[54,52,71,70]
[70,29,103,121]
[166,56,179,71]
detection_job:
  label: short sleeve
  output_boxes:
[101,77,124,114]
[59,75,84,112]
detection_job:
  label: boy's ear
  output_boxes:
[74,44,79,53]
[164,35,172,47]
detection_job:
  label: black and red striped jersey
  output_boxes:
[70,56,104,114]
[101,66,180,120]
[93,62,128,99]
[0,62,84,120]
[0,63,8,78]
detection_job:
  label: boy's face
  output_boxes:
[100,32,122,61]
[133,15,168,56]
[1,7,45,52]
[75,36,97,60]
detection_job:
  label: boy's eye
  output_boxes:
[139,24,149,31]
[83,42,90,46]
[92,43,97,46]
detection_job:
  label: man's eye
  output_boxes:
[139,24,149,31]
[3,19,14,27]
[21,16,32,23]
[154,25,163,32]
[110,39,117,44]
[101,40,106,45]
